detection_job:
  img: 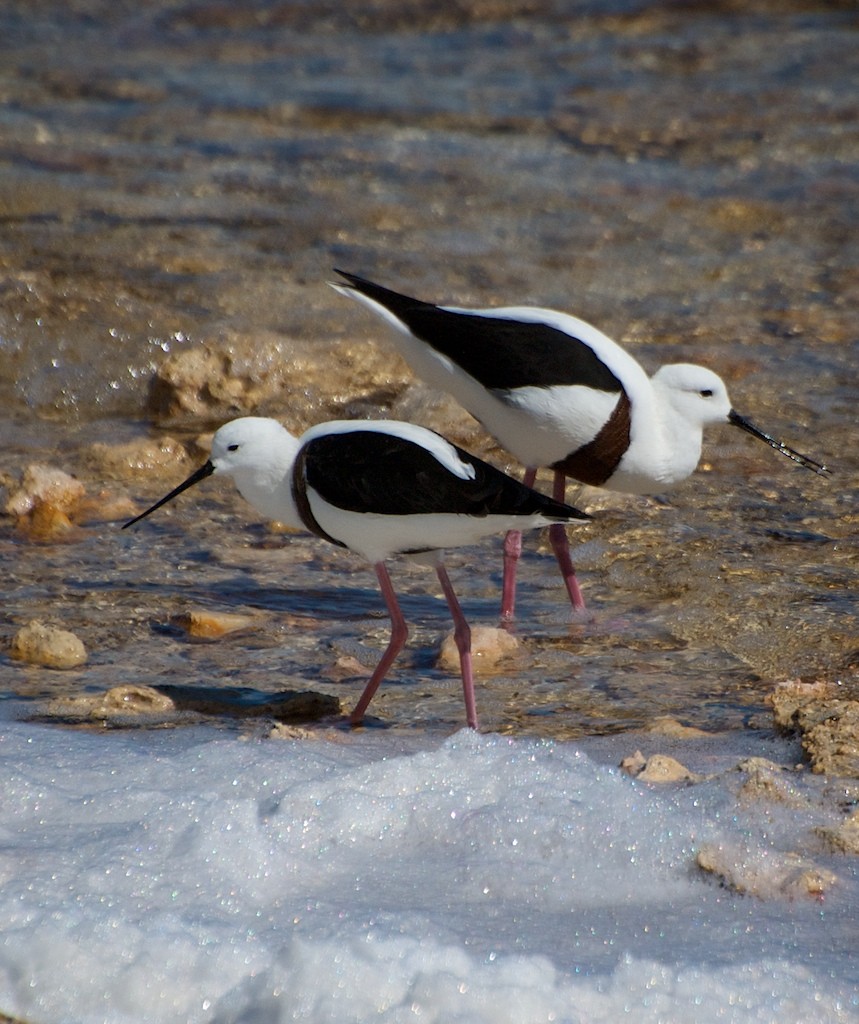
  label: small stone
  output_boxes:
[268,722,317,741]
[696,843,837,900]
[100,684,176,714]
[76,491,140,524]
[320,655,372,681]
[735,758,809,808]
[621,751,700,783]
[40,685,176,724]
[619,750,647,776]
[10,620,87,669]
[171,609,260,639]
[20,502,76,540]
[87,435,191,479]
[5,464,85,518]
[636,753,701,784]
[645,716,711,739]
[813,812,859,856]
[437,625,519,674]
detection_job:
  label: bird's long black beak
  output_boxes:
[727,410,830,476]
[122,461,215,529]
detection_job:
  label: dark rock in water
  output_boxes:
[158,684,341,722]
[33,683,341,729]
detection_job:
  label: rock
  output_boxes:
[156,684,341,722]
[19,501,76,540]
[10,620,87,669]
[619,750,647,776]
[769,682,859,777]
[437,625,519,674]
[696,842,837,900]
[76,491,140,524]
[100,684,176,713]
[5,464,87,538]
[87,435,192,479]
[39,685,176,725]
[734,757,810,808]
[644,716,711,739]
[814,813,859,856]
[799,702,859,778]
[4,463,85,518]
[638,753,701,784]
[319,654,372,681]
[620,751,701,783]
[171,609,260,639]
[769,678,833,731]
[37,684,340,728]
[147,334,306,422]
[268,722,318,741]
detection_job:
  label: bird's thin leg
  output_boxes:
[548,471,586,612]
[435,564,478,730]
[500,466,538,623]
[349,563,409,726]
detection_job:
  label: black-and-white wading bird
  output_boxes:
[123,417,590,730]
[331,271,829,620]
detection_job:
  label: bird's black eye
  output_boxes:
[699,389,713,398]
[227,444,240,452]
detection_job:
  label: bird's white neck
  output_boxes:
[228,434,305,528]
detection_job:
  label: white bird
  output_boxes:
[123,416,589,730]
[331,271,829,620]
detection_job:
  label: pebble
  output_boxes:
[87,435,191,478]
[319,655,372,681]
[10,620,87,669]
[4,463,85,518]
[696,843,837,901]
[814,812,859,856]
[437,625,520,674]
[39,685,176,726]
[5,464,86,539]
[171,608,260,639]
[620,750,702,784]
[644,716,712,739]
[734,757,810,808]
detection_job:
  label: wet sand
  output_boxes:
[0,0,856,737]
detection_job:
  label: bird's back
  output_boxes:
[293,421,588,563]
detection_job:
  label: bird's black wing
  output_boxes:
[299,430,589,522]
[334,270,621,393]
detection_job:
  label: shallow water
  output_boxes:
[0,0,857,737]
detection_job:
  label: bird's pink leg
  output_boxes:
[500,466,538,623]
[435,564,478,730]
[548,471,586,612]
[349,563,409,726]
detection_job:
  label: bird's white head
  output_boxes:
[650,363,733,429]
[207,417,304,524]
[650,364,829,477]
[122,416,303,531]
[209,417,297,478]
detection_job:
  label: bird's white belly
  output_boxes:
[487,385,620,467]
[309,496,550,566]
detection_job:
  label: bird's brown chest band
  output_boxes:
[552,389,632,486]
